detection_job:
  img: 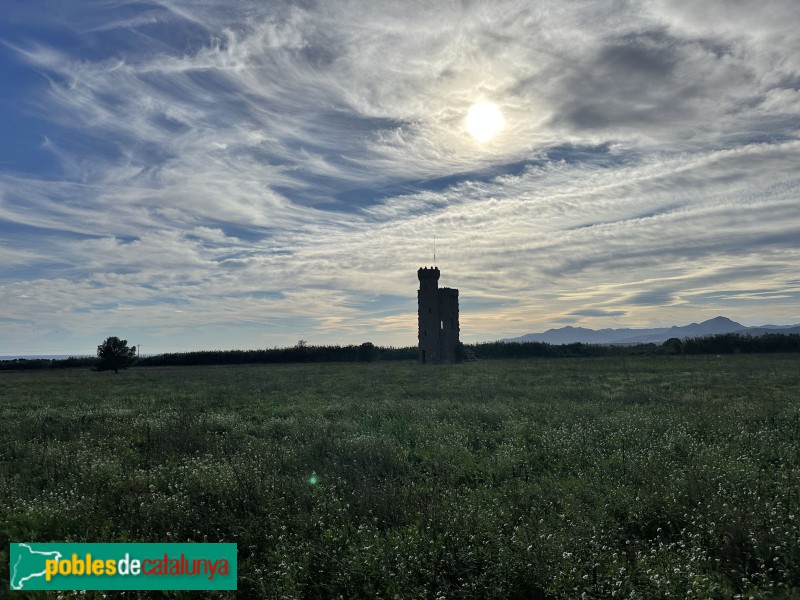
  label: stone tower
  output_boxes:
[418,267,460,364]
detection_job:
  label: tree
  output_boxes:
[97,336,136,373]
[662,337,683,355]
[357,342,379,362]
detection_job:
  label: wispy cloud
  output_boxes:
[1,0,799,353]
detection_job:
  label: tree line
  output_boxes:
[2,333,799,371]
[471,333,800,359]
[135,341,414,367]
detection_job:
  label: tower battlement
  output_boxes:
[417,268,459,364]
[417,267,440,280]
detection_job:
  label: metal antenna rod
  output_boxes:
[433,235,436,267]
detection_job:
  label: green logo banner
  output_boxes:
[9,543,237,591]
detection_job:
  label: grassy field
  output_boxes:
[1,355,799,599]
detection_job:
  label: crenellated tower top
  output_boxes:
[417,267,440,281]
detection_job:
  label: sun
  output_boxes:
[465,102,504,143]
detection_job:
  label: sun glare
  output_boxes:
[465,102,504,143]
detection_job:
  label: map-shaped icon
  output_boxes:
[10,543,62,590]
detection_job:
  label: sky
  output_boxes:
[1,0,799,356]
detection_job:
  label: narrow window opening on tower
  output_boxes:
[440,320,444,330]
[429,308,431,314]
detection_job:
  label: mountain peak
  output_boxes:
[703,316,740,325]
[695,316,744,332]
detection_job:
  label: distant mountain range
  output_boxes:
[502,316,800,345]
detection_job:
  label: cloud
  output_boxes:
[569,309,627,318]
[1,0,799,352]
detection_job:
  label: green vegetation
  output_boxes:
[3,332,800,372]
[96,336,137,374]
[1,356,799,598]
